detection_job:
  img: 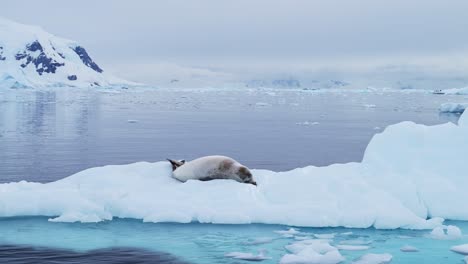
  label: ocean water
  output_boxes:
[0,87,466,263]
[0,88,462,183]
[0,217,467,263]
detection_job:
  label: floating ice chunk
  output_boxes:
[255,102,270,107]
[451,244,468,255]
[285,240,337,254]
[340,239,373,245]
[225,251,271,261]
[280,240,344,264]
[275,228,301,237]
[336,245,370,251]
[373,126,381,130]
[243,237,275,245]
[294,236,313,241]
[438,103,466,113]
[340,232,353,236]
[464,256,468,263]
[363,104,377,108]
[400,245,419,252]
[127,119,139,123]
[429,225,462,240]
[447,225,463,238]
[314,233,335,239]
[352,253,392,264]
[443,87,468,95]
[295,121,320,126]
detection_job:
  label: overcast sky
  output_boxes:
[2,0,468,84]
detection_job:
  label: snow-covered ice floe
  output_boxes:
[1,112,468,229]
[439,103,466,113]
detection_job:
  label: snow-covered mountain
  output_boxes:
[0,17,134,88]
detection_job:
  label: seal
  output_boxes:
[167,155,257,185]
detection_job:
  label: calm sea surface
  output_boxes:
[0,88,462,183]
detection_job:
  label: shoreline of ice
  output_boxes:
[0,112,467,229]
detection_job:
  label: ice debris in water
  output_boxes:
[255,102,270,107]
[439,103,466,113]
[225,251,271,261]
[275,228,301,238]
[400,245,419,252]
[336,245,370,251]
[314,233,335,239]
[429,225,462,240]
[242,237,275,245]
[340,239,373,245]
[352,253,392,264]
[451,244,468,255]
[363,104,377,108]
[296,121,320,126]
[280,240,345,264]
[464,256,468,264]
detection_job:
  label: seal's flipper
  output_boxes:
[167,159,185,171]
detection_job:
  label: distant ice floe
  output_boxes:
[439,103,466,114]
[1,113,468,229]
[443,87,468,95]
[451,244,468,255]
[352,253,392,264]
[296,121,320,126]
[275,228,301,238]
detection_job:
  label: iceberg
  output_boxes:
[0,112,468,229]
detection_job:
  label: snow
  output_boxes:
[439,103,466,113]
[451,244,468,255]
[225,251,271,261]
[280,240,345,264]
[429,225,462,240]
[400,245,419,252]
[352,253,392,264]
[0,112,468,228]
[0,17,135,88]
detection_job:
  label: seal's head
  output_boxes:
[237,166,257,186]
[167,159,185,171]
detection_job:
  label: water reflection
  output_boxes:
[0,89,461,183]
[0,245,189,264]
